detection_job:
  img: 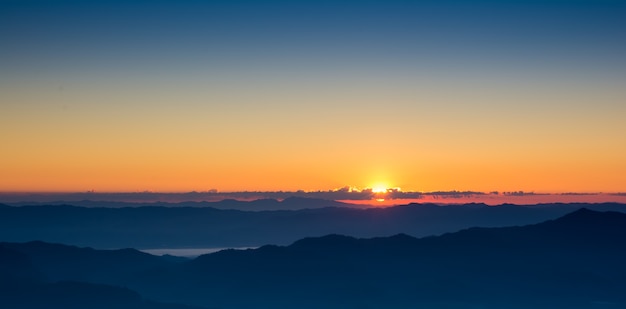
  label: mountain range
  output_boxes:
[1,200,624,248]
[2,197,355,211]
[1,208,625,308]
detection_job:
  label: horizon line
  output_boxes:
[1,190,624,195]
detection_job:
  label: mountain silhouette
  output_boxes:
[0,243,206,309]
[0,241,173,283]
[1,208,625,308]
[1,201,624,248]
[173,208,626,308]
[5,197,352,211]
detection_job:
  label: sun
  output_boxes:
[371,185,388,194]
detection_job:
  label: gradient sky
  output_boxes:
[1,0,625,193]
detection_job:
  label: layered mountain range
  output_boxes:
[1,200,624,248]
[1,207,625,308]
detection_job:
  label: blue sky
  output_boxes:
[3,0,625,74]
[1,0,626,192]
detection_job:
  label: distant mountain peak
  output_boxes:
[388,233,416,240]
[554,207,625,223]
[281,196,345,206]
[290,234,358,249]
[570,207,594,214]
[281,196,317,202]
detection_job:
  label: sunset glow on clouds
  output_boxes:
[1,0,625,193]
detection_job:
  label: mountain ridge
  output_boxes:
[1,201,624,248]
[2,208,626,308]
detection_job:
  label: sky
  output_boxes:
[1,0,625,193]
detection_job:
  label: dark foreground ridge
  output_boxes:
[0,243,206,309]
[0,200,624,248]
[2,208,626,308]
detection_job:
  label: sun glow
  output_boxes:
[371,185,388,194]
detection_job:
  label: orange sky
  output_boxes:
[2,77,625,193]
[1,1,625,193]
